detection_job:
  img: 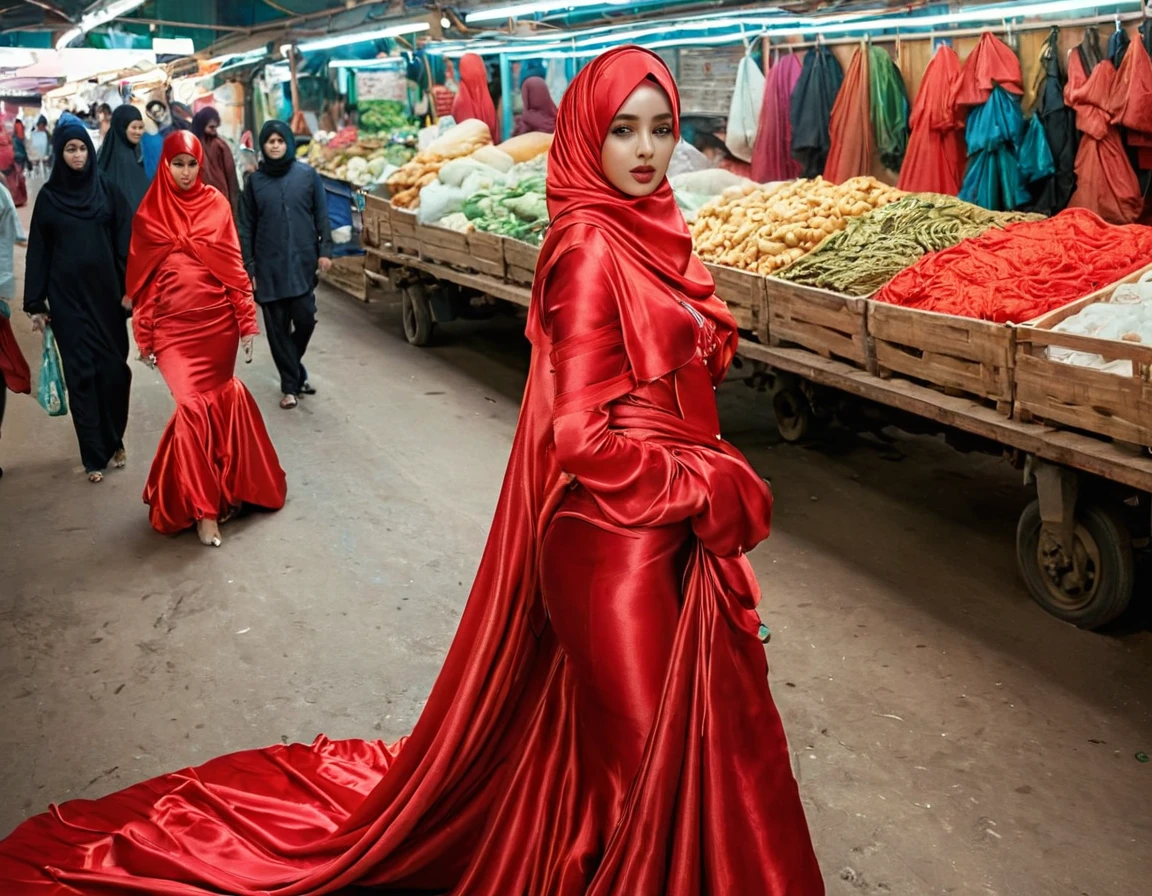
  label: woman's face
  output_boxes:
[203,118,220,138]
[63,139,88,171]
[168,152,199,191]
[600,81,676,198]
[263,133,288,160]
[126,120,145,145]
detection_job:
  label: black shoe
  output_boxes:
[298,381,317,396]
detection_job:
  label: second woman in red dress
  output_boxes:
[128,130,286,545]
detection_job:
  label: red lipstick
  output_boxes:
[631,165,656,184]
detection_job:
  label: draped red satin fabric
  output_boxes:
[1065,52,1143,224]
[823,46,873,184]
[0,316,31,394]
[130,132,285,533]
[451,53,500,143]
[952,32,1023,107]
[898,45,966,194]
[0,46,821,895]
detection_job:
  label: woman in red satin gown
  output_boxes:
[129,131,286,545]
[0,49,822,894]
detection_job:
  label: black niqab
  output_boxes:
[97,105,149,212]
[43,124,107,219]
[258,120,297,177]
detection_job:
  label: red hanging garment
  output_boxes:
[898,45,966,194]
[953,32,1024,107]
[1065,51,1143,224]
[0,48,823,896]
[1106,36,1152,169]
[823,45,873,183]
[751,52,803,183]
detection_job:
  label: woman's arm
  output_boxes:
[545,245,771,555]
[22,198,51,315]
[237,179,258,284]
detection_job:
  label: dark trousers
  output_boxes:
[262,292,317,395]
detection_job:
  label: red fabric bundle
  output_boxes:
[1107,36,1152,169]
[952,32,1024,107]
[823,46,873,183]
[875,208,1152,323]
[1066,52,1143,224]
[898,45,966,194]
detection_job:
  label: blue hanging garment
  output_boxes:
[959,85,1030,211]
[1018,115,1056,185]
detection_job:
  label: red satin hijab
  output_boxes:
[451,53,500,141]
[528,46,737,380]
[127,130,250,300]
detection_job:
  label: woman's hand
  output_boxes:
[121,295,134,311]
[241,334,255,363]
[29,313,48,334]
[691,453,773,558]
[137,350,157,369]
[318,256,333,273]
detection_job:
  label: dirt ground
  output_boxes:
[1,202,1149,894]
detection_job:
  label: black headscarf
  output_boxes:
[43,123,107,219]
[258,119,296,177]
[96,105,148,212]
[191,106,220,144]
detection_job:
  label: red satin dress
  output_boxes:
[134,249,286,534]
[0,245,820,892]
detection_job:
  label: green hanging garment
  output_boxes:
[869,46,911,172]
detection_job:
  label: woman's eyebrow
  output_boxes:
[611,112,674,123]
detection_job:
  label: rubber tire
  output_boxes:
[772,387,814,443]
[1015,498,1135,629]
[401,285,434,347]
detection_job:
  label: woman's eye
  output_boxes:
[613,126,632,136]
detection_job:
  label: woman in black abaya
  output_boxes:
[24,122,133,482]
[97,104,149,212]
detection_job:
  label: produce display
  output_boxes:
[690,176,904,275]
[463,170,548,244]
[875,208,1152,322]
[775,194,1041,296]
[1048,272,1152,375]
[387,120,494,208]
[358,99,412,135]
[301,125,418,186]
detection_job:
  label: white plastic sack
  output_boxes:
[670,169,757,197]
[439,157,503,188]
[725,55,766,163]
[418,181,469,224]
[469,145,516,173]
[667,140,712,180]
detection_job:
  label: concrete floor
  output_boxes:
[2,221,1151,895]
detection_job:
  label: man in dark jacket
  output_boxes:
[238,120,333,409]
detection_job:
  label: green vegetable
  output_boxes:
[359,99,413,135]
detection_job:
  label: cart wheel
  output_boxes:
[1015,499,1135,629]
[772,387,814,443]
[401,284,434,346]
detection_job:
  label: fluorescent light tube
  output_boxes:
[295,21,431,53]
[466,0,629,24]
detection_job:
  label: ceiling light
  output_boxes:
[465,0,630,25]
[295,21,431,53]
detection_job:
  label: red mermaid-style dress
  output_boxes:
[0,232,822,893]
[134,249,286,534]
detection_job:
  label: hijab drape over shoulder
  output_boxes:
[97,104,149,211]
[42,123,106,219]
[452,53,501,142]
[128,131,251,300]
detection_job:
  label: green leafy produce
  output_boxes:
[462,175,549,244]
[774,194,1043,296]
[359,99,413,134]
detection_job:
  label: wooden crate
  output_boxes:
[705,263,766,339]
[320,254,367,301]
[765,277,871,369]
[868,302,1015,413]
[1014,264,1152,444]
[467,230,507,279]
[362,192,391,249]
[390,206,420,256]
[504,238,541,285]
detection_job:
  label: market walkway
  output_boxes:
[1,246,1150,895]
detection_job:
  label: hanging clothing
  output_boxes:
[751,52,803,183]
[191,106,240,211]
[127,131,285,535]
[0,46,822,896]
[22,123,132,473]
[791,44,844,178]
[1079,27,1107,74]
[899,45,966,194]
[1065,51,1143,224]
[512,76,558,136]
[1106,36,1152,170]
[1025,29,1078,215]
[452,52,501,142]
[1018,115,1056,188]
[97,104,149,212]
[0,180,30,399]
[955,33,1029,212]
[1108,25,1131,70]
[869,46,911,172]
[824,46,873,183]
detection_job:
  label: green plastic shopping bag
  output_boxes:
[37,326,68,417]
